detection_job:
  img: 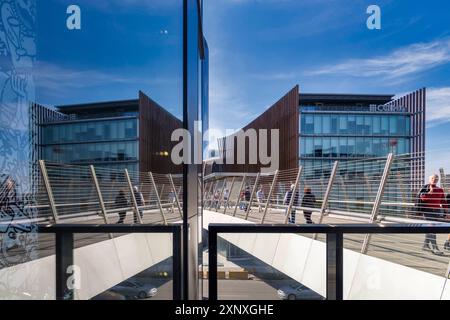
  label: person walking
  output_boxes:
[213,190,220,209]
[284,184,299,224]
[256,187,265,213]
[223,189,230,209]
[244,187,251,212]
[417,174,446,255]
[239,189,245,210]
[301,187,316,224]
[167,191,176,213]
[133,186,145,223]
[115,190,128,224]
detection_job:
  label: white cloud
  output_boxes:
[307,39,450,81]
[34,61,176,98]
[426,87,450,126]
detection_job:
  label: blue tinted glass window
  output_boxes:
[356,138,365,157]
[330,138,338,157]
[348,138,355,157]
[381,116,389,135]
[305,138,313,157]
[364,116,372,135]
[339,115,347,134]
[323,137,330,157]
[348,116,356,134]
[303,115,314,134]
[42,119,138,144]
[364,138,373,157]
[389,116,397,135]
[331,115,338,134]
[373,116,381,134]
[314,115,322,134]
[405,118,411,135]
[314,137,323,157]
[356,116,364,134]
[339,137,347,157]
[323,115,331,134]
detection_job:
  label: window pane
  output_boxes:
[323,115,331,134]
[356,115,364,135]
[339,115,347,134]
[323,137,331,157]
[331,115,338,134]
[373,116,381,134]
[314,137,323,157]
[314,115,322,134]
[381,116,389,135]
[331,138,338,157]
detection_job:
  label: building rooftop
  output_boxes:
[56,99,139,114]
[299,93,394,105]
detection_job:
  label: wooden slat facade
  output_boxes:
[217,86,300,173]
[383,88,426,189]
[139,91,183,174]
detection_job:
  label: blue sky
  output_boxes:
[36,0,184,117]
[204,0,450,175]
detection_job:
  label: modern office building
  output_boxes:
[31,91,183,174]
[217,85,425,185]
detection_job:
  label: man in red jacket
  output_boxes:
[418,174,446,255]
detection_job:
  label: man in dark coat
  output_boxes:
[115,190,128,224]
[301,187,316,224]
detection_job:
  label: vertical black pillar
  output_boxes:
[208,227,218,301]
[173,225,183,300]
[183,0,202,300]
[55,232,74,300]
[326,232,343,300]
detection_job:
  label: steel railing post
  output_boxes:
[90,165,109,225]
[313,162,339,239]
[261,170,279,224]
[361,153,394,254]
[233,175,246,217]
[216,178,227,212]
[39,160,59,223]
[223,177,235,215]
[284,166,303,224]
[207,180,219,209]
[326,232,343,300]
[148,172,167,225]
[125,169,144,224]
[160,184,166,201]
[204,181,212,209]
[169,174,183,219]
[245,173,260,220]
[202,181,210,204]
[56,232,74,300]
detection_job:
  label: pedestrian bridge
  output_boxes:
[0,153,449,299]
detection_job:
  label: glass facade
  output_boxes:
[43,118,138,144]
[300,111,411,175]
[41,118,139,170]
[301,113,410,136]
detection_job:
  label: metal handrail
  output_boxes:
[208,223,450,301]
[36,223,183,300]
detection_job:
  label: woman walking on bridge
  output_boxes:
[418,174,446,255]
